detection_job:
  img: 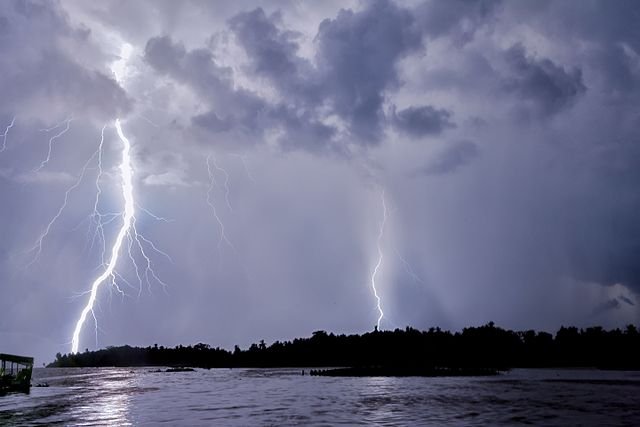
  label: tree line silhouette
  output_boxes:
[49,323,640,370]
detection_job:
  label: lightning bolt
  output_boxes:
[19,118,168,352]
[85,125,108,261]
[206,154,235,257]
[394,247,423,284]
[136,114,160,128]
[138,205,174,223]
[24,125,107,267]
[1,116,16,153]
[230,153,256,183]
[35,116,73,172]
[208,153,233,212]
[70,119,133,353]
[71,118,169,353]
[371,190,387,330]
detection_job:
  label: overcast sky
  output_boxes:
[1,0,639,364]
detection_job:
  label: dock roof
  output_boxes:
[0,354,34,365]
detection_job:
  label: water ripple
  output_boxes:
[0,368,639,425]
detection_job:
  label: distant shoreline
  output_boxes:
[49,323,640,373]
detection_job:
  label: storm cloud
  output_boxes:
[502,43,586,118]
[414,140,478,175]
[391,105,454,137]
[0,0,639,364]
[0,0,131,121]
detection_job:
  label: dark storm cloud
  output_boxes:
[569,226,640,292]
[592,298,622,316]
[191,111,233,133]
[144,35,273,145]
[505,2,640,109]
[415,140,478,176]
[226,0,425,146]
[502,44,586,118]
[148,1,491,150]
[143,35,187,74]
[146,28,342,152]
[580,43,640,114]
[264,105,338,153]
[144,35,270,139]
[228,8,318,105]
[512,0,640,47]
[391,105,454,137]
[313,0,423,142]
[591,295,635,317]
[416,0,501,42]
[229,9,300,76]
[0,0,131,121]
[144,35,236,101]
[546,134,640,293]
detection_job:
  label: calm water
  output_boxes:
[0,367,639,425]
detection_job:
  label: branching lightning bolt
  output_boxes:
[371,190,387,329]
[394,247,423,284]
[206,154,235,256]
[71,119,169,353]
[1,116,16,153]
[35,116,73,172]
[20,119,169,352]
[85,125,108,260]
[11,45,171,353]
[71,119,133,353]
[24,126,106,267]
[208,153,233,212]
[138,205,174,223]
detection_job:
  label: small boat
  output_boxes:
[0,353,34,395]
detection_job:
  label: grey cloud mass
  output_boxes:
[391,105,454,137]
[416,140,478,175]
[228,8,314,101]
[502,43,586,118]
[1,0,639,364]
[228,0,426,146]
[313,0,423,142]
[0,0,131,121]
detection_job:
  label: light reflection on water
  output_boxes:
[0,367,639,425]
[70,369,134,426]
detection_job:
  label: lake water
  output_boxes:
[1,367,639,425]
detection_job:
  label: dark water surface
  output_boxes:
[1,367,639,425]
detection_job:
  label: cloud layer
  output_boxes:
[0,0,639,363]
